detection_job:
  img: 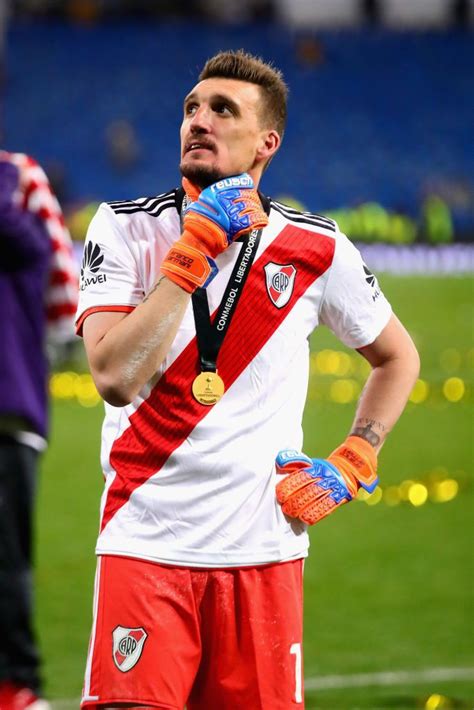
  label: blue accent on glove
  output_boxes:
[310,459,354,504]
[184,173,255,244]
[275,449,313,468]
[201,256,219,288]
[275,450,354,506]
[357,473,379,493]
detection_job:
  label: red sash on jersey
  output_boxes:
[102,225,335,531]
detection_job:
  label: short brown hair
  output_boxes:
[199,49,288,138]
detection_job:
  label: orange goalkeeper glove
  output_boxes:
[161,173,268,293]
[275,436,378,525]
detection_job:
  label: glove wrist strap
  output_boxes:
[160,242,217,293]
[328,435,378,493]
[182,217,229,258]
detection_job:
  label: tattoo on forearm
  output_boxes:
[351,418,387,447]
[142,276,165,303]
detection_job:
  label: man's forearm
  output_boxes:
[350,354,419,452]
[85,276,190,406]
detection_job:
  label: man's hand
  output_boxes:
[183,173,268,255]
[275,436,378,525]
[161,173,268,293]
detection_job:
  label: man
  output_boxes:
[0,151,78,710]
[77,50,420,709]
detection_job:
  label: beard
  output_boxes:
[179,161,226,190]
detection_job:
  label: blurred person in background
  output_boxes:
[105,119,141,174]
[77,50,419,709]
[0,151,78,710]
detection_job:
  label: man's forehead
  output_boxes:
[184,77,261,104]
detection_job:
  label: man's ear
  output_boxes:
[256,129,281,163]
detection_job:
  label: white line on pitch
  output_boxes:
[48,667,474,708]
[304,666,474,691]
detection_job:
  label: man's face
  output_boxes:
[180,77,272,188]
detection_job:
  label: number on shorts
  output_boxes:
[290,642,302,703]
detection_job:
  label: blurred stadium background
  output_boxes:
[2,0,473,708]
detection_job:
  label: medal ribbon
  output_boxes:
[192,228,262,373]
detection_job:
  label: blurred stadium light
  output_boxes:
[380,0,465,27]
[274,0,363,28]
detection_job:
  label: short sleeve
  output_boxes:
[75,203,144,334]
[319,230,392,349]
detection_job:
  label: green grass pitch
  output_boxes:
[36,275,473,708]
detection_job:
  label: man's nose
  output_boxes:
[189,105,211,132]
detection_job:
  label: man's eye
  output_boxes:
[214,103,232,115]
[185,104,198,115]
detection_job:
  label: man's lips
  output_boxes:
[184,140,215,155]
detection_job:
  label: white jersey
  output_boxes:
[76,189,392,568]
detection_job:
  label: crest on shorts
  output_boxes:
[112,626,148,672]
[264,263,296,308]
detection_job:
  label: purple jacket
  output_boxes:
[0,160,52,438]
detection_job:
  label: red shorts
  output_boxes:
[82,555,304,709]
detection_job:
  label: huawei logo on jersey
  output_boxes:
[112,626,148,672]
[80,241,107,291]
[264,263,296,308]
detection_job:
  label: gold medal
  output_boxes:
[192,371,225,406]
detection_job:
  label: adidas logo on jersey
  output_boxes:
[363,265,381,301]
[80,242,107,291]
